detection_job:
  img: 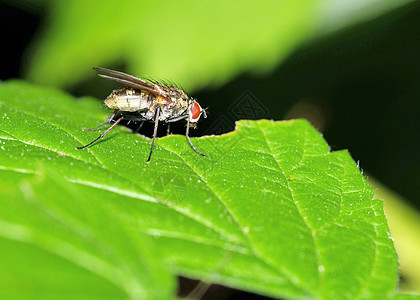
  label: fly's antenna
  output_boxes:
[202,107,208,118]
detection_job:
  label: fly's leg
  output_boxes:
[147,107,161,163]
[166,123,171,136]
[134,121,144,133]
[82,110,118,131]
[76,116,123,150]
[82,121,108,131]
[186,117,206,157]
[186,281,212,300]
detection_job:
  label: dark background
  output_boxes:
[1,2,419,298]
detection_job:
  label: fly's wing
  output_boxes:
[93,67,164,97]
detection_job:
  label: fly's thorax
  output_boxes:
[157,85,190,120]
[160,85,189,102]
[104,87,155,112]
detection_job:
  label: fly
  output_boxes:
[76,67,207,162]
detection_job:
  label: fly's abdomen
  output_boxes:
[104,88,154,112]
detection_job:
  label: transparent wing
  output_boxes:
[93,67,162,96]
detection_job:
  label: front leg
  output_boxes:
[185,117,206,157]
[165,112,188,123]
[76,115,124,149]
[82,110,118,131]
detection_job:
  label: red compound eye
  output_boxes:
[191,103,201,120]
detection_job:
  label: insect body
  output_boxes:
[76,67,207,162]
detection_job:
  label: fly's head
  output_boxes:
[188,99,207,128]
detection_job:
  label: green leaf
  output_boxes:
[0,80,414,299]
[24,0,321,90]
[22,0,416,91]
[0,172,175,300]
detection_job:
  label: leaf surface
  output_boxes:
[0,80,411,299]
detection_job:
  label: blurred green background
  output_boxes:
[1,0,419,297]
